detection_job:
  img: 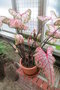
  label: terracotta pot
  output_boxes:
[20,59,38,76]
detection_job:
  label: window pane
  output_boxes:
[45,0,60,46]
[46,0,60,16]
[0,0,12,17]
[16,0,40,35]
[0,0,16,35]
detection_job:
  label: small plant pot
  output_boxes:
[20,59,38,76]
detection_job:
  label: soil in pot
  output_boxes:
[22,59,35,68]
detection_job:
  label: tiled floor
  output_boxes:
[0,78,24,90]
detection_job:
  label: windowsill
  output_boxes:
[43,44,60,57]
[0,29,60,57]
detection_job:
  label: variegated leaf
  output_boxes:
[34,46,55,86]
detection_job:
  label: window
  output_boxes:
[0,0,44,36]
[0,0,16,38]
[0,0,44,38]
[44,0,60,56]
[46,0,60,16]
[15,0,42,35]
[0,0,12,17]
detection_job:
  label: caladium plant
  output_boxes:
[9,19,28,30]
[0,9,31,31]
[0,9,60,87]
[46,24,59,43]
[38,11,60,47]
[36,11,60,86]
[34,46,55,86]
[9,9,31,23]
[46,30,60,39]
[38,11,57,23]
[54,18,60,26]
[38,16,51,22]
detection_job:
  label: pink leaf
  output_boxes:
[34,46,55,86]
[46,30,60,39]
[47,24,58,32]
[9,19,28,30]
[15,34,24,45]
[28,38,34,46]
[50,11,57,21]
[48,37,57,44]
[9,9,31,23]
[38,16,51,22]
[38,11,57,23]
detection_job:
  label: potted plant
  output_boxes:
[0,9,60,86]
[15,30,38,76]
[0,9,38,76]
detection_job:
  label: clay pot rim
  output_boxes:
[20,58,37,70]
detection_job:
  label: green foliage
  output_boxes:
[0,39,12,54]
[0,39,20,62]
[56,45,60,50]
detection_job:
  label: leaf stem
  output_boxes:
[41,27,60,48]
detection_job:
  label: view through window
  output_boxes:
[45,0,60,46]
[0,0,16,36]
[16,0,41,35]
